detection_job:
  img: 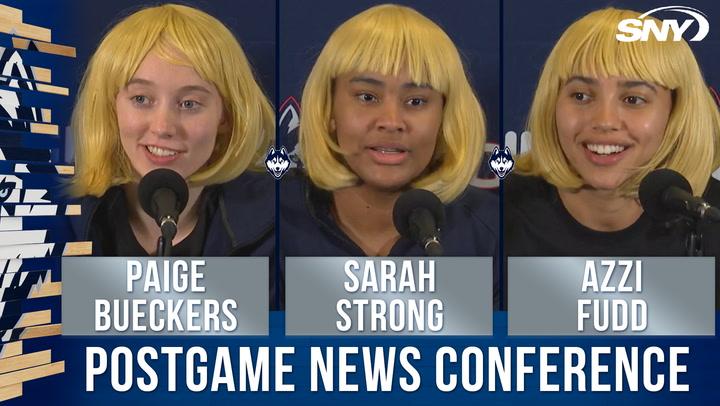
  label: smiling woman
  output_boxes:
[115,52,226,180]
[504,8,720,306]
[69,3,276,304]
[555,76,672,195]
[281,4,497,270]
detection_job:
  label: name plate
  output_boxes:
[62,257,268,336]
[286,257,493,336]
[508,257,715,336]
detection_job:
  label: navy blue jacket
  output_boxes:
[280,172,499,306]
[71,171,280,309]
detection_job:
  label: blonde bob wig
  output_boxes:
[71,3,274,196]
[517,8,720,196]
[299,4,486,203]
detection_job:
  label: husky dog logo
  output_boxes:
[488,146,514,179]
[265,146,290,179]
[0,179,15,203]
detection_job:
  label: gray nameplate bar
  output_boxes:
[286,257,493,336]
[508,257,715,336]
[62,257,268,336]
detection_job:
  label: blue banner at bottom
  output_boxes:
[9,312,720,405]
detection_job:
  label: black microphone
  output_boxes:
[138,169,189,254]
[393,189,446,256]
[639,168,720,223]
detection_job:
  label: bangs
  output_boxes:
[109,5,230,88]
[552,8,684,90]
[153,34,194,67]
[326,5,456,94]
[145,9,226,85]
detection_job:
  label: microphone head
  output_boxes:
[393,189,446,239]
[639,168,692,220]
[138,168,189,221]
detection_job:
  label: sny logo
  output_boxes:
[265,146,290,180]
[616,6,709,42]
[488,146,514,180]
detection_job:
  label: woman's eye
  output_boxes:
[180,100,200,109]
[406,97,427,107]
[131,95,149,105]
[572,92,590,102]
[356,93,377,103]
[624,95,646,105]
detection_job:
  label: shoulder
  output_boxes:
[70,187,123,240]
[278,170,352,256]
[216,170,275,223]
[504,174,554,200]
[279,169,307,202]
[205,171,275,254]
[504,174,561,223]
[279,169,327,217]
[445,186,498,236]
[703,176,720,205]
[220,170,274,202]
[701,176,720,257]
[217,170,275,224]
[504,174,558,213]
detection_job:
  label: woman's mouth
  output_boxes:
[585,143,626,155]
[583,143,629,165]
[144,145,180,164]
[367,146,409,165]
[146,145,178,157]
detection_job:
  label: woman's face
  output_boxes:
[331,69,443,192]
[115,51,226,179]
[555,75,672,191]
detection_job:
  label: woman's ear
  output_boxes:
[329,117,336,133]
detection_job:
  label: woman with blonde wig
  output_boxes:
[70,5,275,267]
[281,4,497,261]
[505,8,720,304]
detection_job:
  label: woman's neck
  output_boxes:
[332,184,401,256]
[123,182,204,254]
[558,187,643,232]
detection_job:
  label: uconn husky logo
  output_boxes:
[488,146,514,179]
[265,146,290,179]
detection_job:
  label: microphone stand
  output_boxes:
[156,236,168,257]
[156,215,177,257]
[686,227,702,257]
[666,216,703,256]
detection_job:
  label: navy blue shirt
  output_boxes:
[280,172,499,306]
[504,174,720,309]
[71,171,280,309]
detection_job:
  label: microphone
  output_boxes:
[639,168,720,223]
[138,169,189,254]
[393,189,446,256]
